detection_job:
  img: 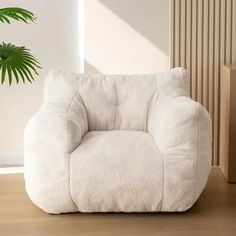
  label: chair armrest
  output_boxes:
[149,96,211,154]
[24,71,88,214]
[148,96,212,211]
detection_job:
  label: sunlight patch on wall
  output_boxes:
[85,0,170,74]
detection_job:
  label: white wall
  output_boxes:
[0,0,83,156]
[85,0,170,73]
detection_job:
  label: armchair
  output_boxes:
[24,68,211,213]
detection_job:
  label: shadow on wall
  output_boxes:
[84,61,101,73]
[98,0,170,55]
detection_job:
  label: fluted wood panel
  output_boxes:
[171,0,236,165]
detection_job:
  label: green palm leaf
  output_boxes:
[0,7,36,24]
[0,43,41,85]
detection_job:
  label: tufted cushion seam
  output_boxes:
[157,145,165,211]
[67,118,79,210]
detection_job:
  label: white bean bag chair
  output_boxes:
[24,68,211,214]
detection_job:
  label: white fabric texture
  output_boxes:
[24,68,212,214]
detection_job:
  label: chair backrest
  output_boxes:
[44,68,188,132]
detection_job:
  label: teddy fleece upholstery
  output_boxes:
[24,68,212,214]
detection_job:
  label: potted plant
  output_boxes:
[0,7,41,85]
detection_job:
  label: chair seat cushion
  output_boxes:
[70,130,164,212]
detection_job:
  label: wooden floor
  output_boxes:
[0,168,236,236]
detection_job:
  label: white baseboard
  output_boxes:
[0,152,24,165]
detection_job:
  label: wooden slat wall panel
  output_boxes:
[208,0,215,163]
[214,0,220,167]
[171,0,236,165]
[233,0,236,63]
[191,0,197,100]
[197,0,203,104]
[186,0,192,92]
[180,0,186,67]
[202,0,209,109]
